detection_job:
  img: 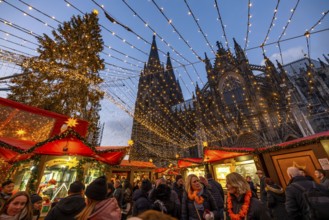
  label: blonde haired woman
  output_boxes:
[226,172,271,220]
[181,174,219,220]
[76,176,121,220]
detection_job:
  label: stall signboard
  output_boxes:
[46,157,78,168]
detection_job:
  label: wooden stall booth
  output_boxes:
[259,131,329,188]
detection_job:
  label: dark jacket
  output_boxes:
[44,194,85,220]
[172,182,184,204]
[181,188,219,220]
[260,176,267,204]
[285,176,316,220]
[207,178,224,208]
[266,184,289,220]
[226,193,271,220]
[132,189,152,216]
[151,184,180,218]
[320,177,329,188]
[113,186,124,208]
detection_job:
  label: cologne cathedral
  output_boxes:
[130,35,329,163]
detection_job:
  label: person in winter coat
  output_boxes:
[314,169,329,188]
[132,179,153,216]
[106,182,115,198]
[181,174,219,220]
[151,184,180,218]
[285,166,326,220]
[0,180,15,210]
[256,170,267,204]
[30,194,43,220]
[0,191,33,220]
[265,178,288,220]
[246,176,257,198]
[45,181,86,220]
[172,175,184,204]
[225,172,271,220]
[206,173,224,219]
[122,180,133,220]
[114,180,124,208]
[76,176,121,220]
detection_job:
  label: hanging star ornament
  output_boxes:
[65,118,78,128]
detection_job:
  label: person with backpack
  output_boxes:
[151,184,180,219]
[285,166,329,220]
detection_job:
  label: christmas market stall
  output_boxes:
[258,131,329,187]
[0,97,128,198]
[203,147,258,187]
[106,159,156,184]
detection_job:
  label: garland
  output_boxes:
[227,190,252,220]
[76,158,109,182]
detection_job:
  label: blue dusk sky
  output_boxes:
[0,0,328,146]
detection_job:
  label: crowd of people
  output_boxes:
[0,167,328,220]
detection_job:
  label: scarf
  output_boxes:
[188,188,204,204]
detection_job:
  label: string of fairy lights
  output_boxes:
[244,0,252,51]
[0,0,328,154]
[213,0,229,49]
[261,0,280,54]
[183,0,216,55]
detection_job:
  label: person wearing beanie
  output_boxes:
[76,176,121,220]
[173,175,184,204]
[132,179,153,216]
[31,194,42,220]
[0,180,15,210]
[45,181,86,220]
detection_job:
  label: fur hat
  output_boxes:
[85,176,108,201]
[31,194,43,204]
[69,181,85,193]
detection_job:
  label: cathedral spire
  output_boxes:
[147,35,161,69]
[166,52,173,71]
[323,54,329,64]
[233,38,247,62]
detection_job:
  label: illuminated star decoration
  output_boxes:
[65,118,78,128]
[16,129,26,136]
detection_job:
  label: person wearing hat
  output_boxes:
[31,194,43,220]
[173,175,184,204]
[45,180,86,220]
[132,179,153,216]
[256,170,267,204]
[0,180,15,210]
[76,176,121,220]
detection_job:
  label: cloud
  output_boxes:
[260,46,305,66]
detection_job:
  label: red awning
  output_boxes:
[120,160,156,168]
[204,149,249,163]
[178,158,203,168]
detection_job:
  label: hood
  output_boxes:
[56,194,86,214]
[89,198,120,219]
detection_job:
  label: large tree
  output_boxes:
[8,11,105,145]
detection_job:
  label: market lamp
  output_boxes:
[149,158,153,163]
[175,154,179,158]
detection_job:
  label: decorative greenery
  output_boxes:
[76,157,109,182]
[8,11,104,146]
